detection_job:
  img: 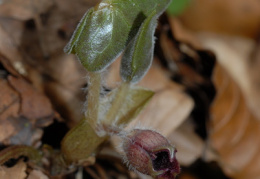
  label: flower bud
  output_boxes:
[123,129,180,179]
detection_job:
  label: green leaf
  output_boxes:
[120,10,157,83]
[61,120,107,164]
[64,9,94,54]
[99,85,154,127]
[64,0,172,72]
[116,86,154,126]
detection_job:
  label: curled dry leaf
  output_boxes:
[198,35,260,119]
[178,22,260,178]
[8,75,54,122]
[0,54,54,146]
[210,64,260,179]
[0,160,27,179]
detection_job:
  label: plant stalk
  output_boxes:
[85,72,102,128]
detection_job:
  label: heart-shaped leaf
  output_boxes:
[64,0,171,72]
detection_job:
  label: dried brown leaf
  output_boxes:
[0,54,54,145]
[198,34,260,119]
[0,160,27,179]
[195,32,260,179]
[0,78,20,118]
[0,0,53,20]
[179,0,260,38]
[0,78,20,141]
[27,169,48,179]
[0,0,100,127]
[168,17,202,49]
[0,23,25,74]
[210,64,260,179]
[168,120,205,166]
[8,76,54,123]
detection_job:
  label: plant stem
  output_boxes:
[85,72,102,128]
[105,82,130,125]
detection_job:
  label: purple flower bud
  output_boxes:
[123,129,180,179]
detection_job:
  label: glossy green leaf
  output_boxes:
[64,0,171,72]
[120,10,157,83]
[64,9,94,54]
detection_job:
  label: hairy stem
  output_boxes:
[85,72,102,128]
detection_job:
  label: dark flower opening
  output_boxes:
[123,129,180,178]
[152,150,171,171]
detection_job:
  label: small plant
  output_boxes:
[61,0,180,177]
[0,0,180,178]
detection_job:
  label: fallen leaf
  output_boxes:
[190,27,260,179]
[179,0,260,38]
[0,78,20,119]
[27,169,48,179]
[210,64,260,179]
[8,76,54,123]
[0,54,54,146]
[0,78,20,141]
[131,84,193,137]
[9,120,43,147]
[168,17,202,49]
[0,0,100,128]
[0,23,25,74]
[0,0,53,20]
[0,160,27,179]
[168,120,205,166]
[198,34,260,119]
[247,41,260,120]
